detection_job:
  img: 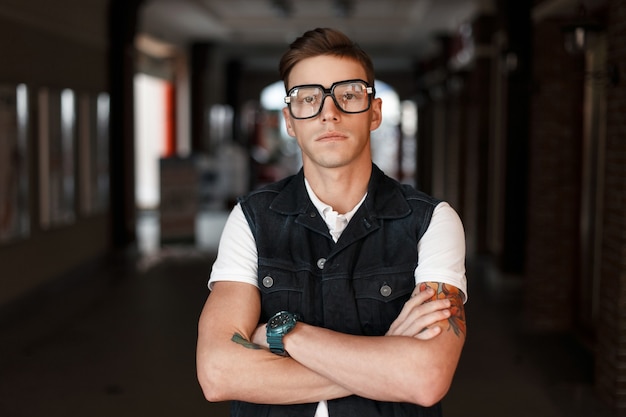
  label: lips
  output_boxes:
[316,131,348,141]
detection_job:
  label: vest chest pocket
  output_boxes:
[258,267,310,321]
[353,272,415,336]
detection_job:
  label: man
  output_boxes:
[197,27,467,417]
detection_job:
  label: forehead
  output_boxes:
[287,55,368,89]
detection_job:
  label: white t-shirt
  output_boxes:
[208,181,467,416]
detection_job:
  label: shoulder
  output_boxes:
[431,202,464,230]
[371,164,440,209]
[237,171,308,234]
[238,174,295,204]
[237,173,301,217]
[401,184,441,207]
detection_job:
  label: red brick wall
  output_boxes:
[525,18,585,331]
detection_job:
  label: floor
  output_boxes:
[0,210,615,417]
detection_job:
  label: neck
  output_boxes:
[304,162,372,214]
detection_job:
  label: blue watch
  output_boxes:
[266,311,298,356]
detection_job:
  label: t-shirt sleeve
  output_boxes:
[208,203,259,290]
[415,202,468,302]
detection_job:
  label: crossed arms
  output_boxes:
[196,280,465,407]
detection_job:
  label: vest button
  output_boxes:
[380,284,392,297]
[262,275,274,288]
[316,258,326,269]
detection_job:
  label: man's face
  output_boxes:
[282,55,382,171]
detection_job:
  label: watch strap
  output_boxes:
[267,334,288,355]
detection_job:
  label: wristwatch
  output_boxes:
[266,311,298,356]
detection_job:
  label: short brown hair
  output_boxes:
[279,28,375,89]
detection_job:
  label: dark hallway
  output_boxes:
[1,0,626,416]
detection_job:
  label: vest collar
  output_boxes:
[269,164,411,220]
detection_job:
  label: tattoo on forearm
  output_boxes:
[231,332,262,350]
[419,282,467,337]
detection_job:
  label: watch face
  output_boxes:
[268,311,295,330]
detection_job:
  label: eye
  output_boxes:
[337,83,365,101]
[302,95,318,104]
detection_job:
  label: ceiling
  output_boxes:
[137,0,494,71]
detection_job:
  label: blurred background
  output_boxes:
[0,0,624,416]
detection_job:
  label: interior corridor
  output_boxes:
[0,210,614,417]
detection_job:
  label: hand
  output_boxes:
[251,322,268,348]
[386,287,451,340]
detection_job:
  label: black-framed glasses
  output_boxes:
[284,79,375,120]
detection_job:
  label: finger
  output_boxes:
[409,286,435,303]
[391,288,436,330]
[251,323,267,347]
[395,309,450,337]
[387,303,451,336]
[391,296,450,331]
[415,325,442,341]
[388,301,441,335]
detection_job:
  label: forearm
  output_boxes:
[198,337,349,404]
[284,323,464,406]
[283,283,466,406]
[196,282,351,404]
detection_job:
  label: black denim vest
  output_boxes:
[233,165,442,417]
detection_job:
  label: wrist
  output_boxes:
[266,311,299,356]
[282,321,302,351]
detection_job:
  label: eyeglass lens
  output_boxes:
[288,81,371,119]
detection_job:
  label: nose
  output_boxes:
[320,94,340,121]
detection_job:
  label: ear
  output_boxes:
[369,97,383,131]
[282,107,296,137]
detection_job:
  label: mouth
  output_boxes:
[316,131,348,142]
